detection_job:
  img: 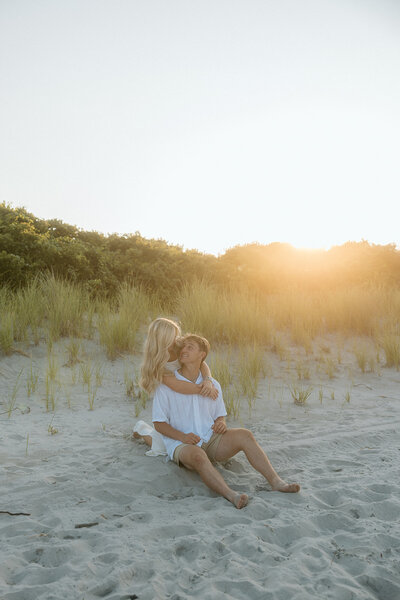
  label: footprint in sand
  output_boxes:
[128,512,153,523]
[174,538,204,560]
[148,524,197,540]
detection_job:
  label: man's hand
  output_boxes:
[181,432,201,445]
[212,417,227,434]
[200,380,219,400]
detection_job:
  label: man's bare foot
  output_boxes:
[271,478,300,493]
[133,432,140,439]
[231,493,249,509]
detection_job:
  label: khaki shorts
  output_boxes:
[173,433,223,467]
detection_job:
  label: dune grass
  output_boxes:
[98,282,154,359]
[26,360,39,397]
[1,277,400,383]
[296,359,311,380]
[224,385,242,419]
[2,275,400,424]
[176,281,273,345]
[6,368,23,417]
[65,339,82,367]
[238,345,265,409]
[353,342,375,373]
[80,359,93,390]
[176,282,400,357]
[381,334,400,370]
[88,384,98,410]
[208,349,233,389]
[43,275,91,340]
[12,278,46,343]
[207,344,265,417]
[0,312,14,355]
[45,351,59,411]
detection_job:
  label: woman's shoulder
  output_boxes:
[165,358,181,372]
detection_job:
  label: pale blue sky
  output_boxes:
[1,0,399,255]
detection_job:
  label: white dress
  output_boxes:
[133,359,181,456]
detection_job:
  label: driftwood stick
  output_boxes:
[75,522,99,529]
[0,510,31,516]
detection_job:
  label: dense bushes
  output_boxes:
[1,203,399,298]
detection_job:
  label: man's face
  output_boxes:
[180,340,206,365]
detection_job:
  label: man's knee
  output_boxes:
[191,447,209,468]
[238,428,255,442]
[183,446,209,470]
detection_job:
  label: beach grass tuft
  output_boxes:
[296,359,311,380]
[7,368,23,417]
[65,339,82,367]
[208,349,233,390]
[80,360,93,390]
[289,383,313,406]
[381,334,400,370]
[353,342,375,373]
[26,360,39,397]
[224,385,241,419]
[0,312,14,355]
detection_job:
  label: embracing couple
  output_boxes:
[134,318,300,509]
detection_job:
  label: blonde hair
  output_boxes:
[139,317,182,394]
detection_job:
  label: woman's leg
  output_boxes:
[133,432,152,447]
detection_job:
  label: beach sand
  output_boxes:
[1,337,400,600]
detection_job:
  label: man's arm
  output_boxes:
[153,421,200,445]
[212,416,227,434]
[210,381,228,432]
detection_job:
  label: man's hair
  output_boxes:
[182,334,210,363]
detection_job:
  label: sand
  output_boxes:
[1,336,400,600]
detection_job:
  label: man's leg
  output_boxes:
[178,445,248,509]
[214,429,300,493]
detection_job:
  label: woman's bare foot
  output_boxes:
[271,478,300,493]
[231,493,249,509]
[133,432,153,447]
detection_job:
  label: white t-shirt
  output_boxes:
[152,370,227,460]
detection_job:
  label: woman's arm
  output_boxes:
[162,373,218,400]
[162,374,203,395]
[200,361,212,379]
[199,361,218,400]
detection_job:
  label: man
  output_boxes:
[153,334,300,509]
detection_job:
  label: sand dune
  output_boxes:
[1,338,400,599]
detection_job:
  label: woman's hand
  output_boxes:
[181,432,201,445]
[212,418,227,434]
[200,380,219,400]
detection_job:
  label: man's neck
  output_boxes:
[179,363,201,383]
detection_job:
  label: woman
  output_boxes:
[134,317,217,455]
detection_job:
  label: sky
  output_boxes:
[1,0,399,256]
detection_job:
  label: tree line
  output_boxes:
[1,203,399,297]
